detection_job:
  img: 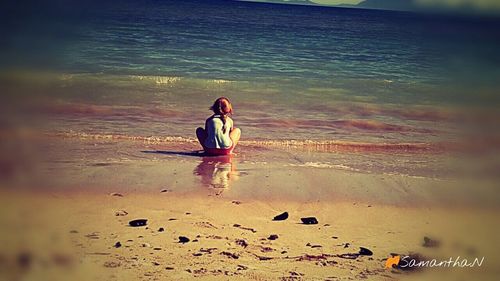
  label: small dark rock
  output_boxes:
[165,267,174,270]
[110,192,124,197]
[236,239,248,248]
[158,227,164,232]
[344,243,350,248]
[359,247,373,256]
[268,234,279,240]
[301,217,318,225]
[114,242,122,248]
[152,261,160,266]
[237,264,248,270]
[260,246,273,253]
[153,247,162,250]
[129,219,147,227]
[258,255,273,261]
[160,189,170,193]
[179,236,190,243]
[273,212,289,221]
[221,251,239,259]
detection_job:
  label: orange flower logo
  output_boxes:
[385,255,400,269]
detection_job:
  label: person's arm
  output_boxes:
[229,117,234,132]
[204,116,212,131]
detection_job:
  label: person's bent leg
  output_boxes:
[196,127,207,149]
[229,128,241,149]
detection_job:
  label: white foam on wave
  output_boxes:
[288,162,360,172]
[131,75,182,85]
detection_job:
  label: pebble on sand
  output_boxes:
[179,236,190,243]
[273,212,289,221]
[236,239,249,248]
[300,217,318,225]
[359,247,373,256]
[114,242,122,248]
[268,234,279,240]
[129,219,148,227]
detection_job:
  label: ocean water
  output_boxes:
[1,0,500,145]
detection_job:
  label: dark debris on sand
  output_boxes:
[268,234,279,240]
[359,247,373,256]
[179,236,190,243]
[423,236,440,248]
[300,217,318,225]
[221,251,239,259]
[233,224,257,233]
[129,219,147,227]
[236,239,249,248]
[273,212,289,221]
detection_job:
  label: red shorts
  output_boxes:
[203,145,234,156]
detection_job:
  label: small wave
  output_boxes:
[242,139,443,153]
[131,75,182,85]
[130,75,232,86]
[47,131,195,144]
[288,162,360,172]
[41,132,445,153]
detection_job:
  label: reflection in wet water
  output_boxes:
[194,155,239,195]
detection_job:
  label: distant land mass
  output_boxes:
[242,1,417,11]
[243,0,500,15]
[337,0,417,11]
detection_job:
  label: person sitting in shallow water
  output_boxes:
[196,97,241,156]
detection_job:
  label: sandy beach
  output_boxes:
[0,134,499,281]
[1,0,500,280]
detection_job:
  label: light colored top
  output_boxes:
[204,115,233,149]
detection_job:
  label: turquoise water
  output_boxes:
[1,0,499,143]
